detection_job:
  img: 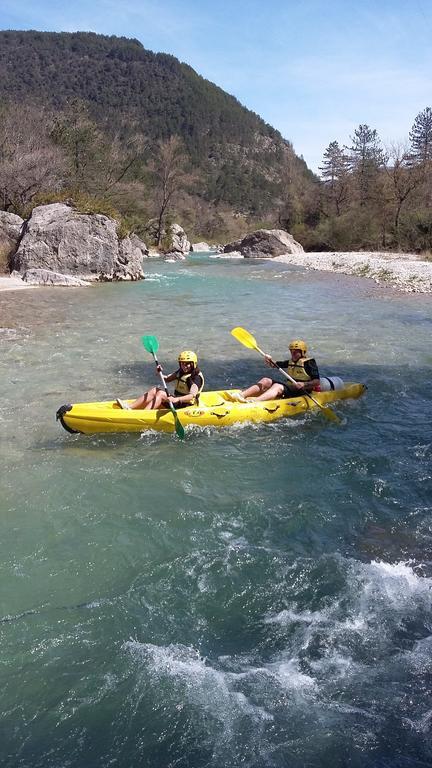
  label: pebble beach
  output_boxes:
[274,250,432,293]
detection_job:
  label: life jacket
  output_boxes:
[174,368,205,403]
[286,356,320,390]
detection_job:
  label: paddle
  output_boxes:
[141,335,185,439]
[230,326,341,425]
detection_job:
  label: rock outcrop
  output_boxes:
[169,223,191,255]
[10,203,147,282]
[224,229,304,258]
[15,268,91,287]
[0,211,24,271]
[0,211,24,242]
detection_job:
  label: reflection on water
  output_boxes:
[1,256,432,767]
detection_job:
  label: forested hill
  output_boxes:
[0,30,311,214]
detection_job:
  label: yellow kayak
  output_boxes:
[56,383,366,435]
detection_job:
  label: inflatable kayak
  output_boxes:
[56,381,366,435]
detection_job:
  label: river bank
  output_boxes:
[0,274,36,291]
[274,250,432,293]
[1,250,432,294]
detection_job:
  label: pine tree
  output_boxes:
[319,141,350,215]
[348,124,385,206]
[409,107,432,165]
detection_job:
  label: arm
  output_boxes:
[302,359,320,392]
[265,354,284,368]
[164,370,178,383]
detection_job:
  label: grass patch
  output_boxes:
[355,264,372,277]
[375,268,393,280]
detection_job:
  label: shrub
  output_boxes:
[21,190,132,239]
[0,242,12,274]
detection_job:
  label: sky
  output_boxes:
[1,0,432,172]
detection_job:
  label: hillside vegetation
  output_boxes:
[0,30,431,254]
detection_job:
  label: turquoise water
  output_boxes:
[1,254,432,768]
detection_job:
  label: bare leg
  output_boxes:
[149,390,170,410]
[129,386,162,410]
[240,377,273,399]
[246,381,286,402]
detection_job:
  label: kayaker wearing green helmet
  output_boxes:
[234,339,320,402]
[116,350,204,410]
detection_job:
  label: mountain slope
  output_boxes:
[0,30,312,214]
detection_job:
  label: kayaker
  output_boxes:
[234,339,320,402]
[116,350,204,410]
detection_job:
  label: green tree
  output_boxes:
[51,100,117,193]
[348,124,385,207]
[277,148,303,231]
[409,106,432,165]
[319,140,350,216]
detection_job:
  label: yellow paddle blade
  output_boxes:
[307,393,342,424]
[230,326,258,350]
[319,403,342,424]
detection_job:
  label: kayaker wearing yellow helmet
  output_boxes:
[116,350,204,410]
[235,339,320,402]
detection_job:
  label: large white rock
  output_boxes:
[170,223,191,254]
[224,229,304,258]
[22,268,91,287]
[11,203,147,281]
[0,211,24,242]
[191,241,211,252]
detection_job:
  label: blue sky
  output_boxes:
[1,0,432,172]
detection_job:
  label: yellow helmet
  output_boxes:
[178,350,198,364]
[289,339,307,355]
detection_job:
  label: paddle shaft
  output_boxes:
[141,336,185,437]
[151,352,185,435]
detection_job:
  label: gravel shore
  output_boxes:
[0,275,36,291]
[273,251,432,293]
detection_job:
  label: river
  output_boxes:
[1,254,431,767]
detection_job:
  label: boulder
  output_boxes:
[191,241,211,252]
[0,211,24,272]
[0,211,24,242]
[21,268,91,287]
[11,203,146,282]
[169,223,191,255]
[115,233,148,280]
[224,229,304,258]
